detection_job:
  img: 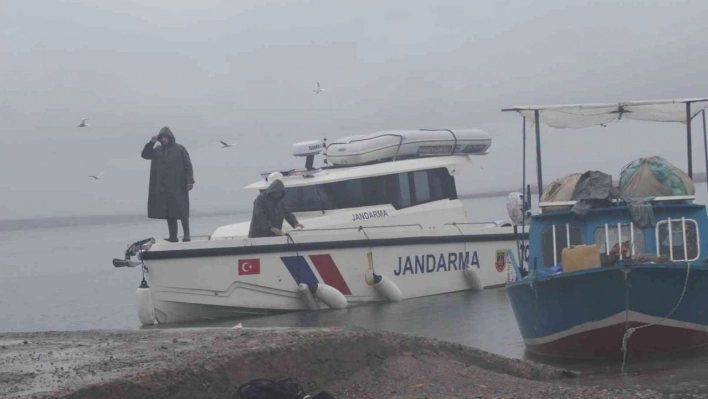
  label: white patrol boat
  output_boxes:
[115,128,528,325]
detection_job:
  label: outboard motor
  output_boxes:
[113,238,156,326]
[112,237,155,268]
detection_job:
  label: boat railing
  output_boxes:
[545,217,699,268]
[442,221,511,228]
[284,224,425,235]
[598,222,637,261]
[657,217,700,262]
[539,195,695,209]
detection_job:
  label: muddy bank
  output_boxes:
[0,327,693,398]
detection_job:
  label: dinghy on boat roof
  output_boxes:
[325,128,491,166]
[260,128,492,178]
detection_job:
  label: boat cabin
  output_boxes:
[210,128,502,239]
[249,158,459,215]
[528,197,707,275]
[249,128,490,215]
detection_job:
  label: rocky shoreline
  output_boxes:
[0,327,702,398]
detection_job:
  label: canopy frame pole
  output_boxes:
[687,102,693,178]
[534,109,543,201]
[521,116,527,271]
[703,110,708,193]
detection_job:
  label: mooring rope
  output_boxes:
[285,233,304,285]
[621,261,691,373]
[451,223,469,266]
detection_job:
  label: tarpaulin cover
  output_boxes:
[624,197,657,228]
[540,173,582,212]
[570,171,618,216]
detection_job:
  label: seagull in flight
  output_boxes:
[220,140,237,148]
[88,171,105,180]
[313,82,325,95]
[77,118,89,127]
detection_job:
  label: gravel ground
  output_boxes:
[0,327,704,399]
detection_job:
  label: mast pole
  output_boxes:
[521,116,527,271]
[703,110,708,193]
[534,109,543,201]
[687,102,693,178]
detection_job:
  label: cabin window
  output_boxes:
[279,167,457,212]
[326,179,365,208]
[541,225,584,267]
[398,173,412,207]
[656,218,699,261]
[406,168,455,206]
[281,186,332,212]
[413,171,431,203]
[428,168,449,200]
[593,224,646,259]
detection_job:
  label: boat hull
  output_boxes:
[506,264,708,359]
[141,226,523,324]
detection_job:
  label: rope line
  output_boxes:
[621,262,691,372]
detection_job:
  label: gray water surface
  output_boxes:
[3,196,708,393]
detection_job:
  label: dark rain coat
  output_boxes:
[248,179,299,238]
[141,127,195,220]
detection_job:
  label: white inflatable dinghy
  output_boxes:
[325,128,491,166]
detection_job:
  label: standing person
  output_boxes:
[141,127,195,242]
[248,177,304,238]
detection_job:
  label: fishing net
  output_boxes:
[619,156,695,198]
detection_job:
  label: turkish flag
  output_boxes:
[238,259,260,275]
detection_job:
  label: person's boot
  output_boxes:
[165,219,179,242]
[181,218,191,242]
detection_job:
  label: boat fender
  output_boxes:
[298,283,320,310]
[373,273,403,302]
[463,266,484,291]
[308,283,347,309]
[135,279,156,326]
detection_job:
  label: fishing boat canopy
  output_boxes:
[507,98,708,129]
[503,98,708,200]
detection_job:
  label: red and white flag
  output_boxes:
[238,259,260,275]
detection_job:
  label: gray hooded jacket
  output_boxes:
[141,127,195,219]
[248,179,299,238]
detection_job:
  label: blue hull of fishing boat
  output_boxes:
[506,263,708,359]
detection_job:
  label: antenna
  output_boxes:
[292,140,325,171]
[323,138,328,166]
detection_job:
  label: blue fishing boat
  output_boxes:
[502,98,708,360]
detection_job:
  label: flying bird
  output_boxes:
[220,140,237,148]
[78,118,89,127]
[88,171,105,180]
[313,82,325,95]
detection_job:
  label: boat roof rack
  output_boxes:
[257,153,475,180]
[539,195,696,208]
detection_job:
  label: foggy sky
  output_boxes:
[2,0,708,220]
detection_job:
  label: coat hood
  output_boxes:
[265,179,286,199]
[157,127,176,145]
